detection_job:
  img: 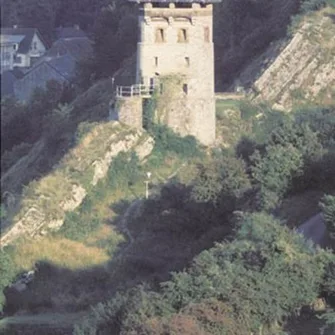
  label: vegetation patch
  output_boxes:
[10,236,111,271]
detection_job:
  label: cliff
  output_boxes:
[234,7,335,110]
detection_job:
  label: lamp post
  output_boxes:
[145,172,151,199]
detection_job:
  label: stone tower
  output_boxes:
[123,0,220,145]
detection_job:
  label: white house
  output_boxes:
[0,27,47,73]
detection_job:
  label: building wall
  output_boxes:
[13,33,46,68]
[115,96,143,129]
[136,3,216,145]
[29,33,46,57]
[15,53,30,67]
[0,43,15,73]
[14,62,67,102]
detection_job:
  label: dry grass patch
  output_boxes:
[12,236,110,271]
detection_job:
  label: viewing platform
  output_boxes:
[115,84,155,98]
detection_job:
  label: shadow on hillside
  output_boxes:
[4,184,234,319]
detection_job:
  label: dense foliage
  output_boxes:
[320,195,335,239]
[74,213,334,334]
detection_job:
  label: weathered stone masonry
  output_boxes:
[115,0,221,146]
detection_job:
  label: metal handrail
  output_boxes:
[115,84,155,97]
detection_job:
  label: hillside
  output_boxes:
[233,7,335,110]
[1,4,335,335]
[1,122,154,246]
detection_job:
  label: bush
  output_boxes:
[320,195,335,239]
[59,151,141,241]
[251,144,303,211]
[151,124,200,159]
[300,0,328,12]
[0,250,16,312]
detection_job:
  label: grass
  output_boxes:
[215,99,256,147]
[10,232,115,271]
[8,144,200,273]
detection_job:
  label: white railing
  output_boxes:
[115,84,155,98]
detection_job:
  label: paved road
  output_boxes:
[296,213,327,247]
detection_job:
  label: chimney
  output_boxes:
[74,24,79,30]
[13,25,18,29]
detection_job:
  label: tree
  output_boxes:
[191,155,251,207]
[251,144,303,211]
[320,195,335,239]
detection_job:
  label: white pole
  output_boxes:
[145,181,149,199]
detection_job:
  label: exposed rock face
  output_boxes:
[234,9,335,110]
[1,122,154,246]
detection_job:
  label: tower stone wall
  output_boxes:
[121,0,219,145]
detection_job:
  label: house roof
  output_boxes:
[0,28,47,53]
[43,37,93,61]
[24,54,76,81]
[47,54,76,80]
[128,0,222,3]
[0,34,25,45]
[55,26,87,39]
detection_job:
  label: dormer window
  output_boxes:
[178,29,188,43]
[33,42,37,50]
[13,44,17,50]
[155,28,165,43]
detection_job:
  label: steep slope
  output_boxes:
[1,122,154,246]
[234,7,335,110]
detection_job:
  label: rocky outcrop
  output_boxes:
[234,8,335,110]
[1,122,154,246]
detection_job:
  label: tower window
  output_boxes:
[204,27,210,43]
[154,57,158,67]
[178,29,188,43]
[155,28,165,43]
[183,84,188,95]
[185,57,190,67]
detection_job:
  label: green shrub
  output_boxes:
[151,124,200,159]
[107,151,141,189]
[320,195,335,239]
[61,211,100,241]
[0,250,16,312]
[59,151,141,241]
[251,144,304,211]
[300,0,328,12]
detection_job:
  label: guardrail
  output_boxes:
[115,84,155,98]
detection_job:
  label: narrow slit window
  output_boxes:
[185,57,190,67]
[178,28,188,43]
[155,28,165,43]
[154,57,158,67]
[183,84,188,95]
[204,27,210,42]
